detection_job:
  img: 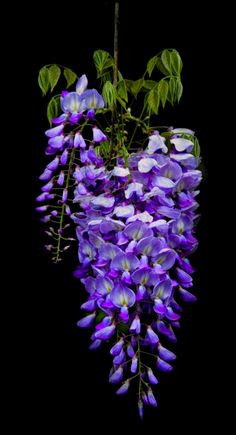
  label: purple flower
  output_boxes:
[125,182,143,199]
[47,156,59,171]
[74,132,86,149]
[157,357,173,372]
[176,268,193,288]
[131,355,138,373]
[81,89,105,110]
[48,135,64,149]
[147,388,157,407]
[170,137,194,152]
[77,313,96,328]
[109,367,123,384]
[45,124,64,138]
[147,368,159,385]
[138,157,157,173]
[92,127,107,142]
[110,339,124,356]
[130,315,141,334]
[116,380,130,395]
[111,253,139,272]
[110,284,135,315]
[146,132,168,154]
[94,324,116,340]
[146,326,159,344]
[76,74,88,95]
[158,344,176,361]
[61,92,86,114]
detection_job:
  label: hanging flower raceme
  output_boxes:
[36,48,203,418]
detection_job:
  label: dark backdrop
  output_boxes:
[26,1,226,431]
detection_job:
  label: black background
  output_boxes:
[24,0,229,431]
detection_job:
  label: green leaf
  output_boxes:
[95,310,106,324]
[192,137,201,157]
[38,66,50,96]
[161,49,172,74]
[102,81,116,107]
[117,79,128,102]
[121,145,129,167]
[130,78,144,98]
[147,55,157,77]
[47,95,60,125]
[143,80,156,90]
[156,57,169,75]
[116,95,127,109]
[48,65,61,92]
[168,77,176,105]
[147,85,160,114]
[63,68,77,88]
[158,80,169,107]
[176,78,183,102]
[93,50,114,78]
[170,50,183,75]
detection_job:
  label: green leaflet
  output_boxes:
[102,81,117,107]
[63,67,78,88]
[158,80,169,108]
[93,50,114,78]
[38,66,50,96]
[147,85,160,115]
[47,95,61,125]
[49,65,61,92]
[147,55,157,77]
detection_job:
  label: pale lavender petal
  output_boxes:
[60,149,69,165]
[89,339,102,350]
[93,127,107,142]
[39,168,53,181]
[130,315,141,334]
[74,132,86,148]
[124,221,153,241]
[126,211,153,223]
[113,205,135,218]
[170,153,198,169]
[170,137,193,152]
[158,344,176,361]
[113,166,130,177]
[146,133,168,154]
[131,356,138,373]
[116,380,130,395]
[153,176,175,189]
[52,113,67,124]
[138,157,157,173]
[91,195,115,208]
[110,284,136,308]
[125,182,143,199]
[147,389,157,407]
[113,349,126,365]
[77,313,96,328]
[146,326,159,344]
[109,367,123,384]
[76,74,88,94]
[147,368,159,385]
[111,253,139,272]
[178,287,197,302]
[157,357,173,372]
[110,339,124,356]
[48,135,64,149]
[45,124,64,138]
[47,156,59,171]
[94,324,116,340]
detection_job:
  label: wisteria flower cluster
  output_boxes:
[36,48,202,418]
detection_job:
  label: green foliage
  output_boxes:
[147,84,160,115]
[158,80,169,107]
[147,55,157,77]
[38,66,50,96]
[192,136,201,157]
[102,81,117,107]
[47,95,61,124]
[63,67,77,88]
[49,65,61,91]
[93,50,114,80]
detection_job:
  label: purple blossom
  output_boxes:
[92,127,107,142]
